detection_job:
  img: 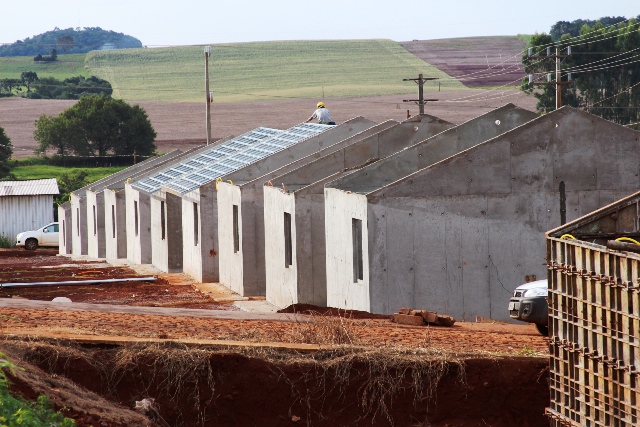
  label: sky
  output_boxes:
[1,1,638,47]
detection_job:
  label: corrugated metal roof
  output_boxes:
[131,127,283,194]
[163,123,331,194]
[0,179,59,197]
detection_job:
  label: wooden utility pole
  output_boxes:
[529,46,571,109]
[204,46,212,145]
[403,74,439,114]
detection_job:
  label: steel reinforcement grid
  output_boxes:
[546,237,640,427]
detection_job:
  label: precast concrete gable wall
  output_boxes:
[104,189,127,259]
[125,185,152,264]
[264,186,298,308]
[86,190,106,259]
[58,203,72,254]
[70,193,87,255]
[327,107,640,320]
[150,190,183,272]
[181,186,218,281]
[218,182,244,294]
[325,188,370,312]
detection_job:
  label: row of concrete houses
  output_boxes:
[60,105,640,322]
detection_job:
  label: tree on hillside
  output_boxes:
[20,71,38,92]
[0,127,13,179]
[521,18,640,128]
[34,95,157,158]
[56,35,74,53]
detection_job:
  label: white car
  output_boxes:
[508,279,549,335]
[16,222,59,250]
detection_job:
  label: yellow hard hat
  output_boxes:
[317,102,326,108]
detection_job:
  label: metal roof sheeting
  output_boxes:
[131,127,283,194]
[163,123,331,194]
[0,179,59,197]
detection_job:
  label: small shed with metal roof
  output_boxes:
[0,179,59,242]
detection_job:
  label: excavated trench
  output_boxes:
[6,340,550,427]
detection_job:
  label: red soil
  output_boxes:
[0,93,537,158]
[0,250,550,426]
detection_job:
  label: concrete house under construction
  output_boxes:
[127,127,283,268]
[264,104,536,309]
[324,106,640,321]
[176,118,373,284]
[219,114,453,297]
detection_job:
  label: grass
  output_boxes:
[84,39,466,103]
[0,54,90,80]
[517,34,533,47]
[10,158,126,183]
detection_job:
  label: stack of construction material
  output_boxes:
[392,308,455,327]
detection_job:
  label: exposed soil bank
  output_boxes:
[7,340,549,427]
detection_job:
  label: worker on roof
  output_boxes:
[305,102,336,125]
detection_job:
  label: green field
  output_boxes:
[0,54,90,80]
[85,39,466,103]
[10,161,126,183]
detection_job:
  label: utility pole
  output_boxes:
[204,46,212,145]
[528,46,572,109]
[403,74,439,115]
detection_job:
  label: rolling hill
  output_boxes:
[84,39,466,103]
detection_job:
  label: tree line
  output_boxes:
[521,15,640,128]
[0,73,112,100]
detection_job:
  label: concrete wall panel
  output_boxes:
[218,183,244,294]
[181,191,204,276]
[104,189,127,259]
[264,186,298,308]
[70,193,87,256]
[325,188,370,312]
[86,190,106,259]
[58,204,72,255]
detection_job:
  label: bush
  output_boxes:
[0,235,13,248]
[0,353,76,426]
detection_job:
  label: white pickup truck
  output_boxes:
[16,222,59,250]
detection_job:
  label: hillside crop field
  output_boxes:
[85,39,467,103]
[0,54,90,80]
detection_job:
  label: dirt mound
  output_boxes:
[2,344,154,427]
[4,339,550,427]
[278,303,391,319]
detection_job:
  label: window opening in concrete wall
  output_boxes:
[76,208,80,236]
[559,181,567,225]
[161,201,166,240]
[233,204,239,253]
[134,201,139,236]
[111,205,116,239]
[62,220,65,245]
[193,202,199,246]
[352,218,363,282]
[93,205,97,236]
[284,212,292,267]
